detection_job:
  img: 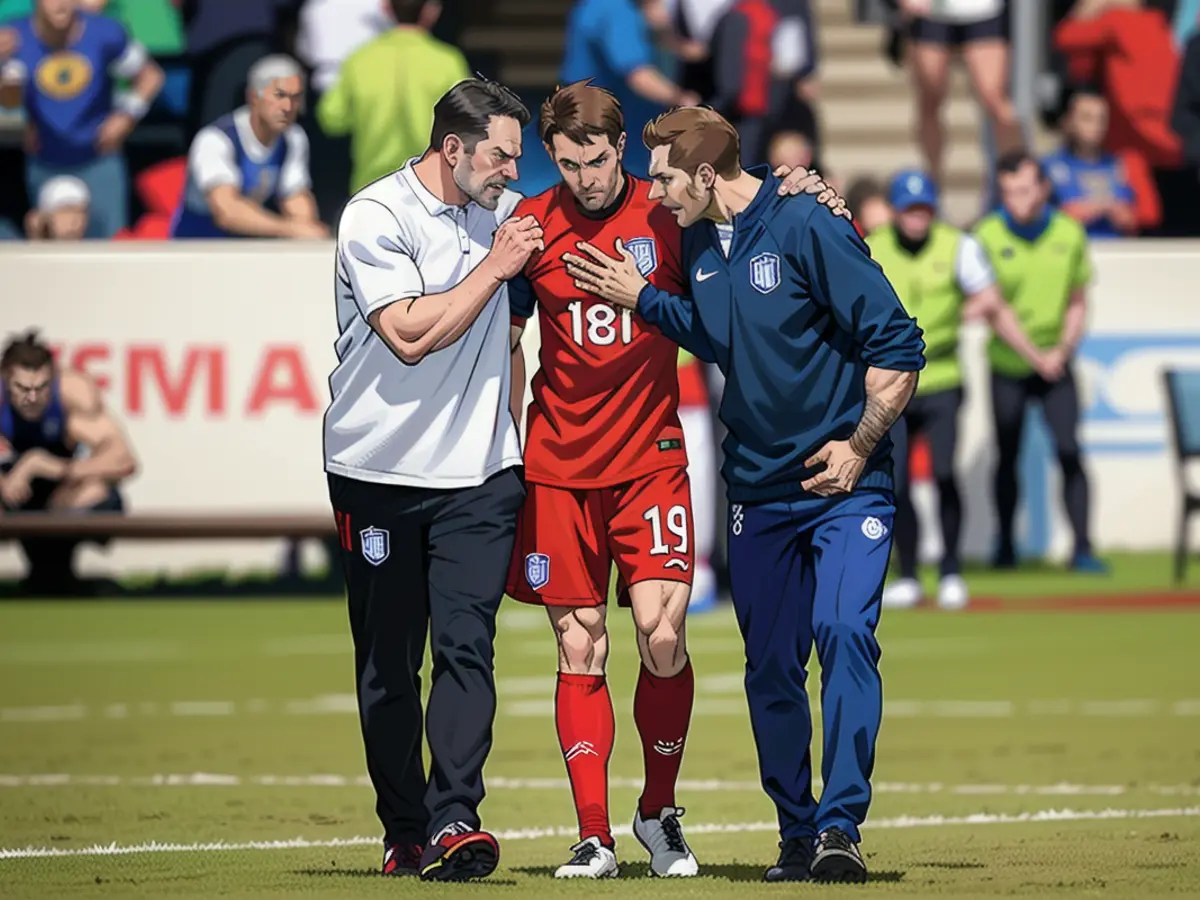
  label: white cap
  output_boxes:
[37,176,91,213]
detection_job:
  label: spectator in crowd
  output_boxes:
[559,0,700,179]
[293,0,390,222]
[766,129,813,172]
[170,54,326,238]
[0,0,163,238]
[316,0,468,195]
[180,0,293,139]
[1044,88,1142,237]
[1055,0,1182,228]
[845,175,892,233]
[1172,24,1200,177]
[899,0,1022,187]
[24,173,89,238]
[295,0,389,95]
[0,0,184,54]
[974,151,1104,573]
[1172,0,1200,47]
[768,0,821,156]
[0,330,137,596]
[708,0,790,164]
[871,170,1049,611]
[660,0,733,102]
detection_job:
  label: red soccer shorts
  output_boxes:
[506,466,695,607]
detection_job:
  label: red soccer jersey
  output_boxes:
[511,175,688,488]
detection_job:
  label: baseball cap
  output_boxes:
[889,169,938,212]
[37,175,91,213]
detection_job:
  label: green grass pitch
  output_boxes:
[0,554,1198,897]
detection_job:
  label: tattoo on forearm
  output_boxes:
[849,370,917,457]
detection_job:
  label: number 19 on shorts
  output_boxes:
[568,301,633,347]
[644,504,689,555]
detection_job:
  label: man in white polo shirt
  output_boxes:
[323,77,542,884]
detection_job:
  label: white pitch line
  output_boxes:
[4,696,1200,723]
[0,774,1196,798]
[2,806,1198,860]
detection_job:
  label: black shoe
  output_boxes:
[418,822,499,882]
[811,828,867,883]
[763,836,814,882]
[992,545,1018,570]
[381,842,421,876]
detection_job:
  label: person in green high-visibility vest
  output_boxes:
[868,170,1052,611]
[975,150,1106,573]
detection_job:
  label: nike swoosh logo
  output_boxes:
[695,269,716,282]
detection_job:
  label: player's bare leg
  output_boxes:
[548,605,619,879]
[628,579,699,877]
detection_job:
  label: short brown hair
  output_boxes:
[642,107,740,179]
[539,80,624,149]
[1,329,53,373]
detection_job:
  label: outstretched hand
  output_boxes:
[562,239,647,310]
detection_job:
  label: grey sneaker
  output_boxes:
[633,807,699,877]
[810,827,867,883]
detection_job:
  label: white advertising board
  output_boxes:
[0,240,1197,578]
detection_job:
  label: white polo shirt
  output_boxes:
[323,159,524,488]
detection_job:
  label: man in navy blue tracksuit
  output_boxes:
[564,107,924,884]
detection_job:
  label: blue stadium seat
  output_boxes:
[1162,369,1200,582]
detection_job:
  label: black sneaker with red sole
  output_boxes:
[419,823,499,882]
[381,842,422,876]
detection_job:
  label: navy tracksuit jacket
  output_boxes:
[638,169,925,842]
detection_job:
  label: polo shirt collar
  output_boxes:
[400,158,464,217]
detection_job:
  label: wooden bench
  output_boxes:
[0,513,336,541]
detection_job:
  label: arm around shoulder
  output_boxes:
[798,208,925,371]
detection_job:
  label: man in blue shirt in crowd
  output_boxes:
[0,0,163,237]
[171,53,325,239]
[513,0,699,197]
[564,106,924,885]
[1043,88,1139,239]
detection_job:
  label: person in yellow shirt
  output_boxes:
[317,0,470,193]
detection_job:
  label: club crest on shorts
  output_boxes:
[525,552,550,590]
[861,517,887,540]
[625,237,658,277]
[360,526,390,566]
[749,252,781,294]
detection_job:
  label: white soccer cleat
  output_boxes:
[937,574,969,610]
[881,577,923,609]
[633,807,699,877]
[553,836,619,879]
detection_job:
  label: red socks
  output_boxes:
[634,659,694,818]
[555,673,615,846]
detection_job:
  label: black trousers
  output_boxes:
[890,387,964,578]
[327,468,525,845]
[990,369,1092,558]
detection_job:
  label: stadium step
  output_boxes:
[821,93,982,145]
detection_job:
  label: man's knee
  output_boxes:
[813,616,878,662]
[47,478,112,511]
[550,606,608,675]
[630,580,689,677]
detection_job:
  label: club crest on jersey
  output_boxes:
[749,252,781,294]
[525,552,550,590]
[625,237,658,277]
[360,527,390,566]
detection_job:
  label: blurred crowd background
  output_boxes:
[3,0,1200,241]
[2,0,1200,601]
